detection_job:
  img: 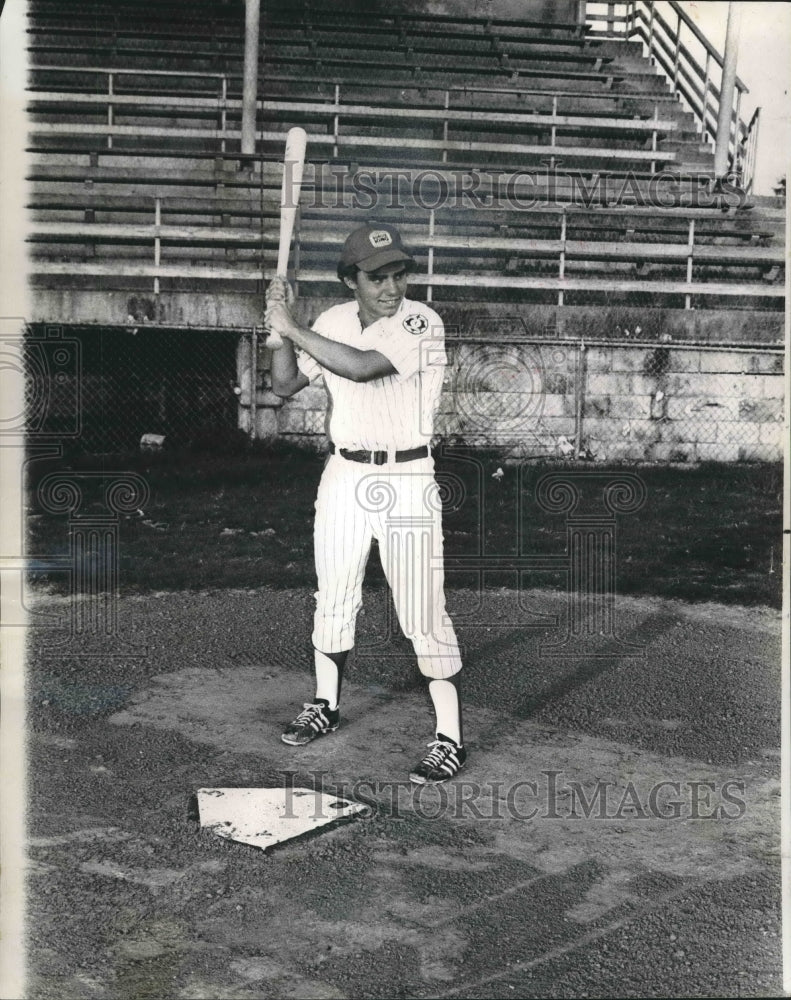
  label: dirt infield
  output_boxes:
[16,584,783,998]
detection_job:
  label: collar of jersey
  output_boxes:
[356,299,406,334]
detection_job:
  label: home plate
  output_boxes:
[195,787,367,851]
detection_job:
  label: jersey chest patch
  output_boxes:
[402,313,429,335]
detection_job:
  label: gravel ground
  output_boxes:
[12,584,785,999]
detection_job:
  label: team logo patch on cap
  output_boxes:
[368,230,393,248]
[403,313,429,335]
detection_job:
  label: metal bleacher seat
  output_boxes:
[25,0,784,311]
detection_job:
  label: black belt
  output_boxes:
[329,442,429,465]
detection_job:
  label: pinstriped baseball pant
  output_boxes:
[312,453,462,679]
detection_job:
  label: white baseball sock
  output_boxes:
[428,678,462,747]
[314,650,340,710]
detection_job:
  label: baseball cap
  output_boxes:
[338,223,415,273]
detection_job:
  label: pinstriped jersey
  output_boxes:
[296,298,447,451]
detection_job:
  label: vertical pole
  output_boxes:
[154,197,161,297]
[551,94,558,150]
[714,2,742,180]
[249,328,258,440]
[733,86,743,180]
[647,3,654,60]
[427,209,435,303]
[574,336,586,451]
[685,217,694,310]
[747,109,760,192]
[650,102,657,174]
[333,84,340,158]
[221,75,228,154]
[558,209,566,307]
[702,51,711,139]
[241,0,260,156]
[442,90,449,164]
[107,72,113,149]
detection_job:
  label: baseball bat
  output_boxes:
[266,126,307,347]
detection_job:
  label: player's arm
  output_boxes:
[269,338,310,398]
[265,299,397,384]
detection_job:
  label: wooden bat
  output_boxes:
[266,126,307,348]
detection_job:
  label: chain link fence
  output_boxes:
[24,325,242,454]
[23,326,784,462]
[577,342,785,464]
[427,339,785,464]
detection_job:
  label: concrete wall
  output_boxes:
[579,345,785,463]
[32,294,785,346]
[241,337,785,463]
[32,291,783,463]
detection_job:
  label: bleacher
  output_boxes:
[26,0,785,323]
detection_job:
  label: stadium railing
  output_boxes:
[584,0,760,192]
[26,1,781,310]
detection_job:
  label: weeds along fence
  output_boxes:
[24,325,784,463]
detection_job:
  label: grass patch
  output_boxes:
[26,443,783,608]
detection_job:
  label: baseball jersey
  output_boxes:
[297,298,447,451]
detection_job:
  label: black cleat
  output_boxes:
[409,734,466,784]
[281,700,340,746]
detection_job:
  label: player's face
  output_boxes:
[346,262,409,327]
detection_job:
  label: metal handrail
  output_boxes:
[634,0,747,90]
[584,2,757,188]
[738,106,760,194]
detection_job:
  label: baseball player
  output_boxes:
[263,222,465,784]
